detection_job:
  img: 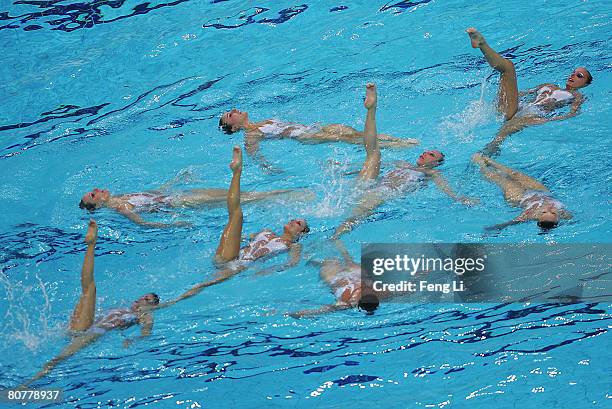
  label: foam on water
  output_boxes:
[438,76,497,143]
[309,148,358,218]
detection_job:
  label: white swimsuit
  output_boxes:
[330,266,361,305]
[534,86,574,106]
[379,166,425,194]
[518,85,574,117]
[238,230,289,265]
[125,192,175,210]
[257,119,320,138]
[519,190,564,213]
[88,308,138,334]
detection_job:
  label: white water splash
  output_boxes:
[307,148,358,218]
[438,77,496,143]
[0,269,55,351]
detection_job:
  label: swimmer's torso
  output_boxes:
[89,308,138,334]
[379,166,426,193]
[120,192,176,211]
[518,190,564,214]
[256,119,320,138]
[519,85,575,117]
[329,266,362,305]
[238,230,288,264]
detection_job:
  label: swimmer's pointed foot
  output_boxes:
[85,219,98,245]
[364,83,377,110]
[466,27,485,48]
[230,145,243,172]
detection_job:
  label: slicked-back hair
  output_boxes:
[219,117,236,135]
[537,220,558,230]
[79,200,97,211]
[149,293,160,305]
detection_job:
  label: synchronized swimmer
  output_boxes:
[23,220,161,387]
[472,153,571,230]
[332,83,478,240]
[466,28,592,156]
[218,106,418,170]
[160,146,310,307]
[79,183,295,228]
[20,26,594,387]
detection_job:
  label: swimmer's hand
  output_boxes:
[122,339,132,348]
[85,219,98,245]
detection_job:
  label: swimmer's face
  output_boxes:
[536,204,559,228]
[566,67,591,89]
[284,219,310,239]
[80,188,110,210]
[416,150,444,167]
[220,109,248,133]
[131,293,160,311]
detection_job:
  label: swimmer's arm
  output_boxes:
[431,173,479,206]
[333,239,356,265]
[254,244,302,276]
[117,207,190,228]
[548,93,584,121]
[245,133,283,174]
[484,216,526,231]
[123,313,154,348]
[286,303,351,319]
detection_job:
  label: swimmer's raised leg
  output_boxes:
[69,219,98,331]
[359,83,381,181]
[215,146,244,263]
[21,221,101,387]
[467,27,518,120]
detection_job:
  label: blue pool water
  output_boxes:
[1,0,611,407]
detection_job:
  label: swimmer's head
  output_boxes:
[566,67,592,90]
[131,292,160,311]
[416,150,445,167]
[219,109,249,134]
[284,219,310,241]
[358,293,379,315]
[79,188,110,211]
[535,204,560,230]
